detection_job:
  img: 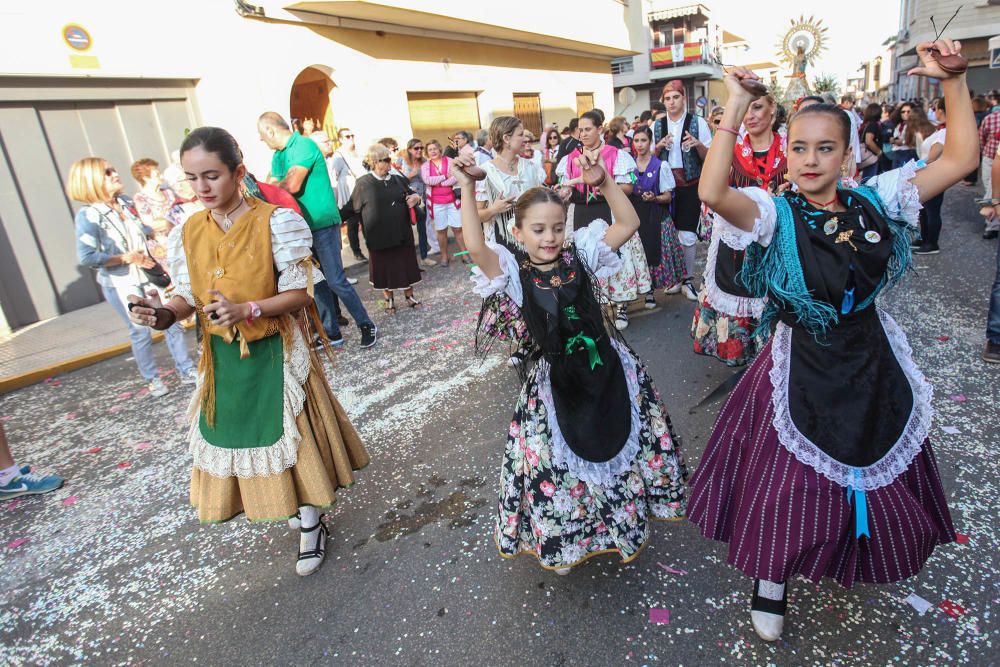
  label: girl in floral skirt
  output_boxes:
[452,148,688,574]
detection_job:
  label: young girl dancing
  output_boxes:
[688,41,977,641]
[127,127,369,576]
[452,149,687,573]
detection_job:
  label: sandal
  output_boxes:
[406,295,421,308]
[384,294,396,314]
[296,519,329,576]
[750,579,787,641]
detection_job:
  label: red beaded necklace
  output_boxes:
[802,194,839,210]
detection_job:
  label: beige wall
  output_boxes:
[0,1,614,176]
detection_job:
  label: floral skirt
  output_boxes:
[599,233,652,303]
[690,289,768,367]
[650,216,686,290]
[190,364,369,523]
[495,354,688,569]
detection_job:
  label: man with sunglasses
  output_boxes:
[331,128,369,262]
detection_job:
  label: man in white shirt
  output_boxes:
[330,128,368,262]
[474,129,494,166]
[652,79,713,299]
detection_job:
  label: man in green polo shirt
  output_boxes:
[258,111,376,349]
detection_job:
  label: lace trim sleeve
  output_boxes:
[613,149,637,184]
[270,208,314,273]
[165,223,194,307]
[714,186,777,250]
[469,243,522,307]
[277,260,325,293]
[573,219,622,278]
[866,160,924,228]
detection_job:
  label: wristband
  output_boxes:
[716,126,739,137]
[246,301,261,324]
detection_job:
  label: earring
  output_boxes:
[840,164,847,176]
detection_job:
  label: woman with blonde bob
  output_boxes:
[71,157,196,397]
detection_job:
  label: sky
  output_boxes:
[704,0,901,85]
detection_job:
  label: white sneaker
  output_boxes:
[614,305,629,331]
[663,284,681,295]
[419,257,438,268]
[347,277,359,285]
[554,567,571,576]
[681,280,698,301]
[644,295,657,310]
[179,369,198,385]
[147,378,169,398]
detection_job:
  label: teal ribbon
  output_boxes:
[845,468,870,539]
[564,331,602,371]
[562,305,581,321]
[629,170,637,184]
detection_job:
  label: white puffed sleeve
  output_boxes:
[165,223,194,307]
[555,156,570,179]
[612,150,637,184]
[270,208,325,292]
[470,242,523,307]
[864,160,924,228]
[475,176,489,202]
[713,186,778,249]
[658,162,676,192]
[573,220,622,278]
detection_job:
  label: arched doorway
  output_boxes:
[289,66,337,139]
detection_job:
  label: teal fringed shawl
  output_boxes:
[739,188,914,337]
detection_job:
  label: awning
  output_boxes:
[283,1,635,58]
[648,3,709,23]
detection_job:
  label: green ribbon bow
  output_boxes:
[564,331,603,371]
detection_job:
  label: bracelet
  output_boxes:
[716,126,739,137]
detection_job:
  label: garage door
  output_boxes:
[0,77,199,330]
[406,91,481,144]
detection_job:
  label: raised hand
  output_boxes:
[449,153,484,185]
[723,66,763,103]
[575,148,608,188]
[909,39,965,79]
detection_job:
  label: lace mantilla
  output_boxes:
[536,338,643,486]
[768,309,933,490]
[188,327,312,478]
[702,232,765,318]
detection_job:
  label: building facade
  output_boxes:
[613,2,726,120]
[0,0,632,331]
[890,0,1000,101]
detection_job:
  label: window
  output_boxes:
[576,92,595,117]
[512,93,542,137]
[611,58,634,75]
[406,91,480,142]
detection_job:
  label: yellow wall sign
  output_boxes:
[62,24,92,52]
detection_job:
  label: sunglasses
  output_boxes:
[105,167,118,176]
[377,157,392,164]
[412,146,424,151]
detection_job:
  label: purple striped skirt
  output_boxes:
[688,339,955,589]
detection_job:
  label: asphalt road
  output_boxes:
[1,186,997,666]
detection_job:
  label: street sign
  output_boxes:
[696,96,707,108]
[62,25,92,52]
[991,47,1000,69]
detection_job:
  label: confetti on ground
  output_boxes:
[62,496,78,507]
[4,499,23,511]
[118,392,133,399]
[949,394,967,402]
[941,425,961,435]
[85,447,102,454]
[117,461,132,469]
[936,335,950,341]
[938,600,968,618]
[905,593,934,615]
[656,562,688,575]
[956,533,970,544]
[6,538,28,550]
[65,412,78,420]
[649,608,670,625]
[136,442,152,450]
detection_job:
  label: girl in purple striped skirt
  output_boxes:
[689,43,977,642]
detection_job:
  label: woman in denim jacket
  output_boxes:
[71,157,196,397]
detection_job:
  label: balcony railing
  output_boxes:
[650,42,710,69]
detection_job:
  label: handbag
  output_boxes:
[97,204,172,288]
